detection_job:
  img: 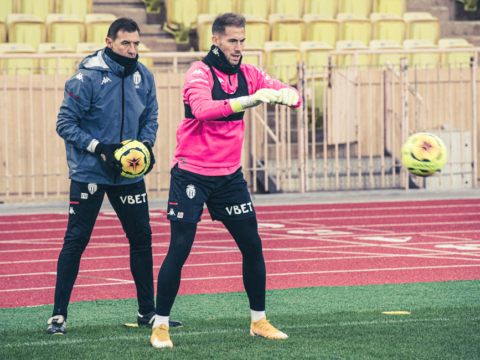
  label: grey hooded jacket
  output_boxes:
[56,48,158,185]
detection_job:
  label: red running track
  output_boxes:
[0,198,479,308]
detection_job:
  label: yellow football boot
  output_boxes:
[151,324,173,348]
[250,318,288,339]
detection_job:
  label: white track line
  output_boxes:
[2,203,477,226]
[1,212,479,235]
[3,251,480,279]
[256,203,480,214]
[1,264,479,293]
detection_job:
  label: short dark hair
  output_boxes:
[107,18,141,40]
[212,13,246,35]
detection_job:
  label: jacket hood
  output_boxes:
[80,48,138,78]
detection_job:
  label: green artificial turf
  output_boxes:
[1,281,479,359]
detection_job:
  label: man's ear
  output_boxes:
[105,37,113,49]
[212,34,219,47]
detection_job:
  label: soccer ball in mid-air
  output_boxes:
[401,132,447,177]
[114,139,150,178]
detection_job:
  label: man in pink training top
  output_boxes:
[150,13,301,348]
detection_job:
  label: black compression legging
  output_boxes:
[156,217,266,316]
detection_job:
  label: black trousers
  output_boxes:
[52,179,154,318]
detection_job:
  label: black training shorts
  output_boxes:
[166,164,256,223]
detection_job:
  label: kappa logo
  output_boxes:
[133,71,141,89]
[213,47,220,56]
[192,69,204,76]
[186,185,196,199]
[101,77,112,85]
[168,208,176,216]
[88,183,97,195]
[81,193,88,199]
[75,73,84,82]
[69,207,75,215]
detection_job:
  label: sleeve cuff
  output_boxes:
[87,139,99,153]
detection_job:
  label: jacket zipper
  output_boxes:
[114,76,125,185]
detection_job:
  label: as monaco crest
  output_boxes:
[133,71,141,89]
[88,183,97,195]
[186,185,196,199]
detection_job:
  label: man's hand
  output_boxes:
[94,143,123,174]
[230,89,280,113]
[142,141,155,175]
[275,88,299,106]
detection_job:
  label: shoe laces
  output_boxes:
[153,324,170,342]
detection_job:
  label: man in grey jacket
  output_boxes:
[47,18,181,334]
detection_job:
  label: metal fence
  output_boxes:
[0,48,479,202]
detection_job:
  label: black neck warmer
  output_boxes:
[203,45,242,75]
[104,47,138,77]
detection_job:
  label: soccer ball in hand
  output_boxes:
[114,139,151,178]
[401,132,447,177]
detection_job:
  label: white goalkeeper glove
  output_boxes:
[230,88,280,113]
[275,88,299,106]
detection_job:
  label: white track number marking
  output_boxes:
[435,244,480,251]
[358,236,412,243]
[258,223,285,229]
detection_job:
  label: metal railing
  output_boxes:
[0,48,479,202]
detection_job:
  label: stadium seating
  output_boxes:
[338,13,372,45]
[271,0,304,18]
[38,42,76,75]
[457,0,479,11]
[304,0,338,18]
[237,0,269,20]
[403,39,439,66]
[339,0,373,18]
[304,14,339,48]
[163,0,199,44]
[0,43,36,75]
[138,43,153,69]
[17,0,55,21]
[7,14,46,51]
[369,39,403,65]
[269,14,305,48]
[56,0,93,22]
[371,13,405,44]
[242,41,265,67]
[335,40,369,66]
[85,13,116,43]
[197,14,216,51]
[200,0,235,15]
[245,15,270,47]
[1,0,16,23]
[76,42,105,53]
[404,12,440,45]
[301,42,332,124]
[264,41,301,85]
[374,0,405,17]
[47,14,85,51]
[301,41,332,76]
[439,38,474,68]
[141,0,162,14]
[0,21,6,43]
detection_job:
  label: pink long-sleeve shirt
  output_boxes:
[172,61,302,176]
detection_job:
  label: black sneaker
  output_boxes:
[137,311,183,328]
[47,315,66,335]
